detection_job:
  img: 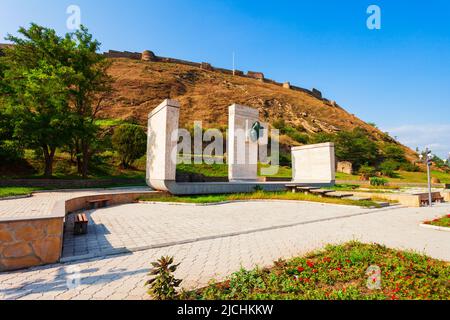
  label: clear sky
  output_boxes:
[1,0,449,158]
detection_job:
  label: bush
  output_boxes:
[112,124,147,168]
[399,162,420,172]
[383,144,406,163]
[370,177,388,186]
[379,160,400,178]
[0,140,24,163]
[286,130,309,144]
[273,120,309,144]
[146,256,182,300]
[313,128,379,169]
[358,165,376,180]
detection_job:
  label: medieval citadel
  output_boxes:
[103,48,339,107]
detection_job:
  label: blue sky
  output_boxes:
[1,0,449,158]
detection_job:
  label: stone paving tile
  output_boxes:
[0,187,150,219]
[61,201,376,260]
[0,202,449,300]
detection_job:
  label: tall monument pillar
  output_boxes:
[146,99,180,190]
[228,104,259,182]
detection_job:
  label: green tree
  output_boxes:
[67,26,113,178]
[112,124,147,168]
[313,128,379,169]
[379,160,400,178]
[0,25,76,177]
[383,144,406,163]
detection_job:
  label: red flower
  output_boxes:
[312,269,318,273]
[336,267,342,272]
[297,267,305,273]
[345,259,351,264]
[323,257,331,263]
[307,261,315,268]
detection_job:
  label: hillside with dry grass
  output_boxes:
[100,58,417,160]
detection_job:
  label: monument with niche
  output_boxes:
[146,99,335,195]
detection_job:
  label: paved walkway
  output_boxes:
[0,201,449,300]
[0,187,150,219]
[62,201,377,260]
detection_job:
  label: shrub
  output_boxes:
[358,165,376,180]
[379,160,400,178]
[112,124,147,168]
[0,140,24,163]
[273,120,309,144]
[313,128,379,169]
[382,144,406,163]
[146,256,182,300]
[286,130,309,144]
[370,177,388,186]
[399,162,420,172]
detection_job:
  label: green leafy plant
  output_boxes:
[112,124,147,168]
[358,165,376,180]
[370,177,388,186]
[379,160,400,178]
[146,256,182,300]
[184,242,450,300]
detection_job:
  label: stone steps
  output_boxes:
[341,196,372,201]
[325,192,354,199]
[309,189,335,196]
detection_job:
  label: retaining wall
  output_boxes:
[0,178,145,189]
[0,191,154,272]
[0,217,64,271]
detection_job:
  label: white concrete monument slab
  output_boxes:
[228,104,259,182]
[291,142,336,185]
[146,99,180,190]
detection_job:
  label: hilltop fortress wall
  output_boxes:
[0,44,337,106]
[103,49,335,105]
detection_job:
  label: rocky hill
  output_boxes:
[98,52,416,160]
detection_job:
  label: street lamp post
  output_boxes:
[420,149,433,207]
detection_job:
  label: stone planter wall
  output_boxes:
[0,217,64,271]
[0,191,154,272]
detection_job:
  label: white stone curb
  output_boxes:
[419,223,450,232]
[138,199,397,209]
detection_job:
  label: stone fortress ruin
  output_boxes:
[103,49,341,107]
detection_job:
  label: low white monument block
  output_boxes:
[291,142,336,185]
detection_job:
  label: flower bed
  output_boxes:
[424,215,450,228]
[184,242,450,300]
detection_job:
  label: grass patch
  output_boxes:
[336,171,450,184]
[176,162,293,179]
[424,215,450,228]
[140,191,380,208]
[0,187,42,198]
[182,242,450,300]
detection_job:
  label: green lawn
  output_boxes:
[183,242,450,300]
[0,187,41,198]
[139,191,380,208]
[336,170,450,184]
[177,162,293,179]
[425,215,450,228]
